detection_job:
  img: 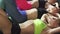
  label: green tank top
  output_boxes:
[34,19,47,34]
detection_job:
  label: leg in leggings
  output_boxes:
[37,8,47,19]
[0,14,12,34]
[0,10,20,34]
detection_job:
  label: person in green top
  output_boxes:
[19,19,60,34]
[0,15,60,34]
[0,0,60,34]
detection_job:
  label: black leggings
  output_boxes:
[9,19,20,34]
[11,23,20,34]
[0,31,3,34]
[37,8,47,18]
[0,20,21,34]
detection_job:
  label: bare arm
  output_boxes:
[41,14,48,24]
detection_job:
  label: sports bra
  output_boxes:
[34,19,47,34]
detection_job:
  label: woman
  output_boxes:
[0,13,60,34]
[37,0,47,18]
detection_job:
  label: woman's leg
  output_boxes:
[0,14,12,34]
[0,9,8,17]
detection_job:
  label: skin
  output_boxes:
[25,0,39,20]
[47,0,57,4]
[45,0,59,10]
[41,7,60,28]
[0,12,12,34]
[32,0,39,8]
[26,8,38,20]
[0,9,8,17]
[28,0,39,8]
[0,13,60,34]
[47,7,60,28]
[0,9,60,34]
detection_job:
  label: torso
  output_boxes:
[19,20,49,34]
[19,20,34,34]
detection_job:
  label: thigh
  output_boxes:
[0,14,12,34]
[0,9,8,17]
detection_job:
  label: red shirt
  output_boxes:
[16,0,32,10]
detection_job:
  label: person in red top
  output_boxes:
[16,0,39,20]
[16,0,32,10]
